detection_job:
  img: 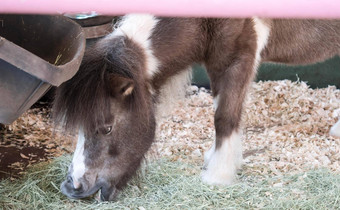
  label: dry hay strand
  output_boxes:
[0,79,339,209]
[0,156,339,209]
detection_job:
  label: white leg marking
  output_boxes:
[204,95,219,166]
[202,131,243,185]
[330,119,340,137]
[71,129,86,189]
[213,95,220,111]
[252,18,270,68]
[110,14,160,78]
[204,140,215,166]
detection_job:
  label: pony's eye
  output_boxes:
[105,126,112,135]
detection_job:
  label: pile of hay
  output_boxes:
[0,156,339,209]
[0,79,339,209]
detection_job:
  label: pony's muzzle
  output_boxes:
[60,175,112,200]
[60,175,93,199]
[66,175,83,191]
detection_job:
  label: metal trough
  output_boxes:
[0,15,85,124]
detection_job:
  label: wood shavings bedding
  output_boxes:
[0,103,75,179]
[0,80,339,179]
[151,80,340,175]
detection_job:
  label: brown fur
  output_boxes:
[54,36,153,134]
[54,16,340,201]
[54,35,156,201]
[263,19,340,64]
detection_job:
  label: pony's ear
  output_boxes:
[107,74,134,97]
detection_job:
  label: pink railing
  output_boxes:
[1,0,340,18]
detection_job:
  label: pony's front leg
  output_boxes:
[202,58,256,185]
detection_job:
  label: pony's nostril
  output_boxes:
[67,175,73,183]
[66,175,83,191]
[73,180,83,191]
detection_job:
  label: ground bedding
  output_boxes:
[0,80,339,209]
[152,80,340,175]
[0,103,73,179]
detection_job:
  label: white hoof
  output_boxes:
[330,120,340,137]
[202,131,243,185]
[201,159,237,185]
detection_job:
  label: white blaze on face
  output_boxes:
[202,131,243,185]
[109,14,160,78]
[71,129,86,189]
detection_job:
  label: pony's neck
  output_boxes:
[109,15,205,99]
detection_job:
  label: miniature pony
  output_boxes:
[53,15,340,201]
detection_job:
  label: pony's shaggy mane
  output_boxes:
[53,36,149,134]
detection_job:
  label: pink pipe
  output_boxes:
[1,0,340,18]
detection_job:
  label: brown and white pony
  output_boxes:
[53,14,340,201]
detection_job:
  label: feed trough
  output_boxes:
[0,14,85,124]
[65,14,115,39]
